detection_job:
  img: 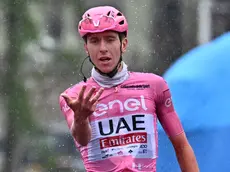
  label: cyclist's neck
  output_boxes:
[91,61,129,88]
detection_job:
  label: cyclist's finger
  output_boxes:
[61,93,72,105]
[78,84,87,102]
[84,86,96,103]
[91,100,98,112]
[90,87,104,104]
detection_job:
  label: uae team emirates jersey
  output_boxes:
[59,72,184,172]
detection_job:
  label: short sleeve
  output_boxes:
[155,77,184,137]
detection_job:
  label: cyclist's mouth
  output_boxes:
[99,57,111,62]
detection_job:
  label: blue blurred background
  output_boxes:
[158,32,230,172]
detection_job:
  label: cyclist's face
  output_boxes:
[85,31,128,73]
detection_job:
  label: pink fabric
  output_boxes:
[59,72,184,172]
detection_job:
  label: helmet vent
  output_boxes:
[119,20,124,25]
[107,11,111,16]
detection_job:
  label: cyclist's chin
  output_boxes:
[97,65,115,74]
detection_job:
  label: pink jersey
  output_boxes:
[59,72,184,172]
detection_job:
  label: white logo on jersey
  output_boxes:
[165,97,172,107]
[132,162,155,170]
[93,95,148,117]
[132,163,142,170]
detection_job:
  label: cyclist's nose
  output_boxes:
[99,40,108,53]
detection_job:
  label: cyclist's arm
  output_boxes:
[156,78,199,172]
[59,95,92,146]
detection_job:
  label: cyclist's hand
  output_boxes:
[61,85,104,122]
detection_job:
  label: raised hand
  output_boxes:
[61,85,104,123]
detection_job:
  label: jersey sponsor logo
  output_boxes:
[132,162,155,170]
[140,145,147,148]
[163,90,171,106]
[165,97,172,107]
[117,150,123,155]
[138,149,147,154]
[100,132,147,149]
[88,114,157,161]
[163,90,175,112]
[121,84,150,90]
[98,114,145,136]
[133,163,143,170]
[93,96,148,117]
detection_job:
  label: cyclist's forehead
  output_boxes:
[87,31,119,39]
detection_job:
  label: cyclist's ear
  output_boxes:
[121,37,128,53]
[84,43,89,55]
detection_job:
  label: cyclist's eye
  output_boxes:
[107,37,115,42]
[89,38,98,44]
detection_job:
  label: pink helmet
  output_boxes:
[78,6,128,37]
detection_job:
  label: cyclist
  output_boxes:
[59,5,199,172]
